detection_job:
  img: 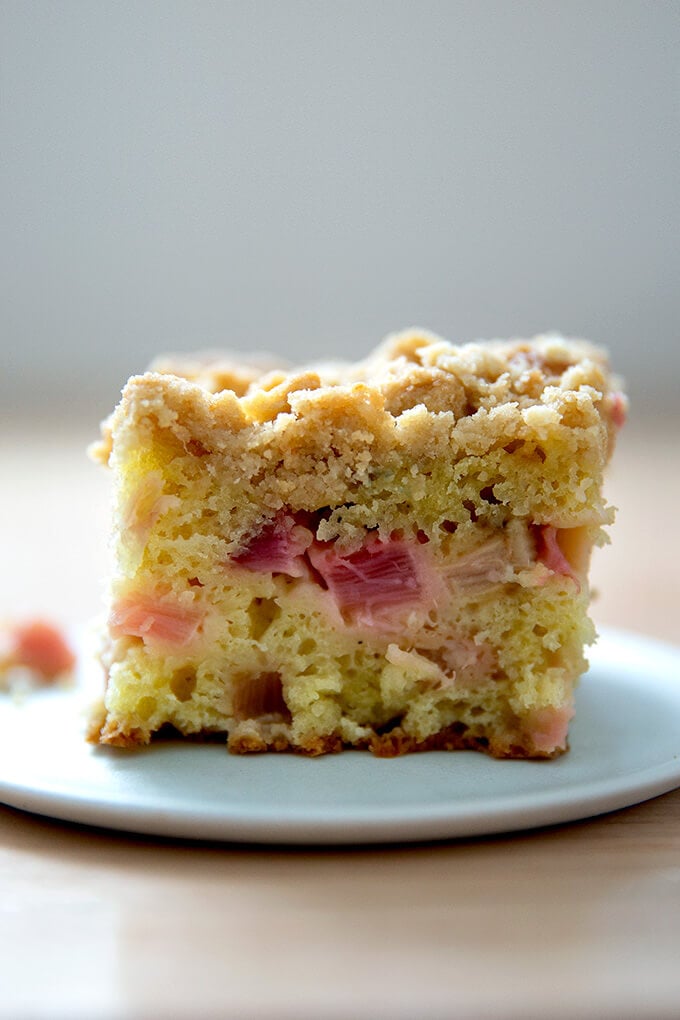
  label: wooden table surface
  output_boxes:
[1,417,679,1020]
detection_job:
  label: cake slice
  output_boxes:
[89,330,626,758]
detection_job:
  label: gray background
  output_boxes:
[1,1,678,420]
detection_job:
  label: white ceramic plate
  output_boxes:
[0,628,679,844]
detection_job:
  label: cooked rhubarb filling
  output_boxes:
[89,330,625,758]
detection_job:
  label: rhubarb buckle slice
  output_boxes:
[88,330,626,758]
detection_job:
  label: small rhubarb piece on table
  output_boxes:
[0,619,76,689]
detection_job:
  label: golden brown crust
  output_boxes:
[84,699,108,743]
[95,328,622,455]
[101,723,562,760]
[228,731,343,756]
[148,350,288,396]
[97,329,621,549]
[94,719,151,748]
[366,724,565,760]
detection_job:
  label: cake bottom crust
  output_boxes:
[88,707,565,761]
[228,725,565,760]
